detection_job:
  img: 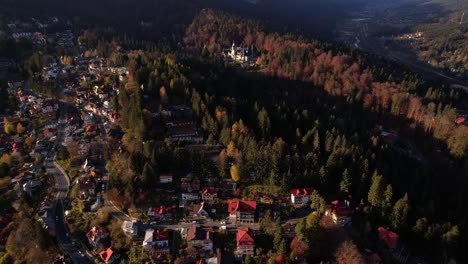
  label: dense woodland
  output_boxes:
[1,5,467,263]
[75,9,468,262]
[413,12,468,76]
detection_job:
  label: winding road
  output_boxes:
[46,103,94,264]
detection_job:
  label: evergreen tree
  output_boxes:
[391,193,409,229]
[339,169,351,193]
[310,191,326,215]
[368,171,384,209]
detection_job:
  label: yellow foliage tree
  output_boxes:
[226,141,236,158]
[230,164,240,182]
[3,118,15,135]
[16,123,25,134]
[0,154,12,166]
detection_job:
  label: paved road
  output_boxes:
[46,103,94,264]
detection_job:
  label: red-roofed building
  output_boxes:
[147,205,176,221]
[325,200,353,226]
[455,117,466,125]
[143,229,170,254]
[228,200,257,223]
[290,188,314,206]
[99,248,119,264]
[201,187,219,202]
[378,227,399,249]
[236,228,255,256]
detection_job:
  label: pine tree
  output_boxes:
[339,169,351,193]
[310,191,326,215]
[391,193,409,229]
[384,184,393,206]
[368,171,384,209]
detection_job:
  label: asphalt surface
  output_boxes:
[46,104,94,264]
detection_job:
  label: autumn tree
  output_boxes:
[334,240,365,264]
[230,164,240,182]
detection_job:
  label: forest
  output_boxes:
[76,8,468,262]
[413,12,468,76]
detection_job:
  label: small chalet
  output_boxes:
[290,188,313,206]
[78,177,96,199]
[325,200,353,226]
[122,220,138,236]
[187,202,213,219]
[182,192,200,201]
[378,227,399,249]
[228,200,257,223]
[142,229,170,254]
[236,228,255,256]
[282,223,296,241]
[42,99,59,115]
[159,175,173,184]
[99,248,119,264]
[186,225,213,251]
[201,187,219,202]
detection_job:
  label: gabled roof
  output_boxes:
[290,187,314,196]
[236,228,254,246]
[153,230,169,241]
[227,200,257,214]
[99,248,114,263]
[186,225,210,241]
[378,227,399,249]
[328,200,353,217]
[202,187,218,195]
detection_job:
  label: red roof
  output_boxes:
[378,227,399,249]
[290,187,314,196]
[202,187,218,194]
[456,117,465,124]
[236,228,254,247]
[152,205,176,215]
[227,200,257,214]
[153,230,169,241]
[328,201,353,217]
[99,248,114,263]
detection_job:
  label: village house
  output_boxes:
[186,202,213,220]
[201,187,219,202]
[282,223,296,242]
[182,192,200,201]
[236,228,255,256]
[122,220,138,236]
[78,177,96,199]
[290,188,314,206]
[42,99,59,116]
[186,225,213,252]
[159,175,173,184]
[86,226,110,249]
[99,248,119,264]
[143,229,170,256]
[228,200,257,223]
[325,200,353,226]
[378,227,399,249]
[148,205,176,221]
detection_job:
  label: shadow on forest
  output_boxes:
[190,60,467,224]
